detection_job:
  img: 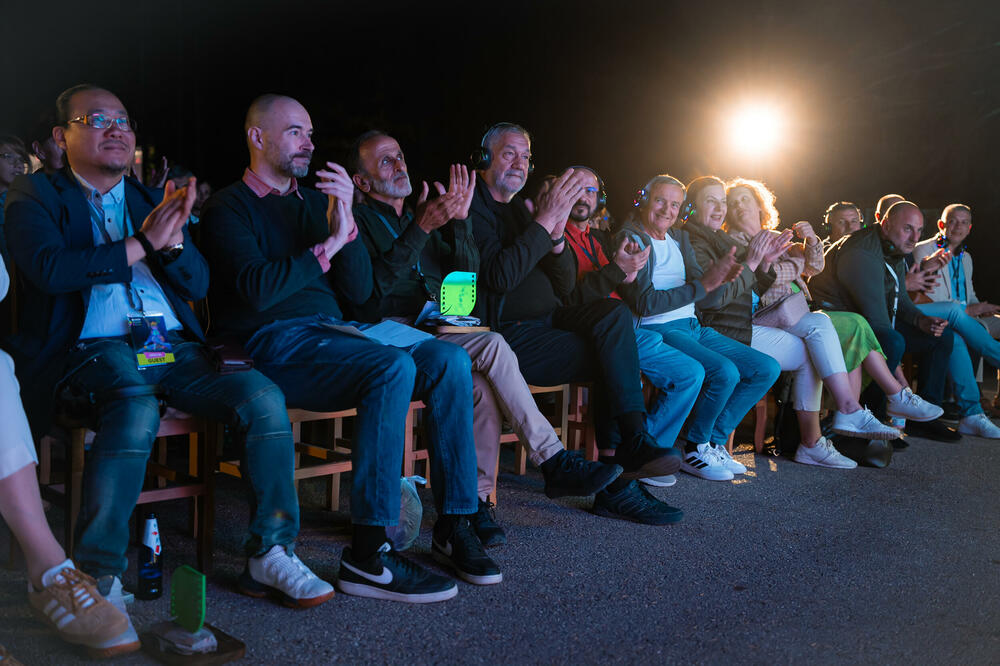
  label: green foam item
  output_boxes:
[440,271,477,316]
[170,565,206,634]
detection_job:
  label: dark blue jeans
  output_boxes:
[64,334,296,579]
[246,315,478,524]
[864,320,954,413]
[499,299,647,449]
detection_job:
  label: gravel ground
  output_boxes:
[2,425,998,665]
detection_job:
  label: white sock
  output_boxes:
[40,558,74,589]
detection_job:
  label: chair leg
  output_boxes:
[65,429,86,557]
[754,398,768,455]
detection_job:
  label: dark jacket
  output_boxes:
[807,223,921,329]
[350,194,479,321]
[684,219,773,345]
[467,179,576,327]
[563,226,628,306]
[3,169,208,435]
[200,181,372,341]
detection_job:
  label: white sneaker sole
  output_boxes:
[887,404,944,423]
[957,426,1000,439]
[639,475,677,487]
[793,454,857,469]
[335,579,458,603]
[831,424,899,440]
[680,461,734,481]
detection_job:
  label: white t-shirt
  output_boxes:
[639,236,696,325]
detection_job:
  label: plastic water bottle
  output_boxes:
[137,514,163,600]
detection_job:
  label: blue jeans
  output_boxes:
[247,315,478,523]
[641,318,780,445]
[64,334,296,579]
[917,301,1000,416]
[633,327,703,447]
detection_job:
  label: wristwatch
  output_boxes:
[159,242,184,262]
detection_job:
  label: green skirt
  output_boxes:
[819,310,885,372]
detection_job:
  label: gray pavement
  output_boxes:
[2,429,999,665]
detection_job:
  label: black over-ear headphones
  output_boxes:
[470,122,534,174]
[567,165,607,208]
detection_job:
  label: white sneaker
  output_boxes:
[713,446,747,474]
[681,443,734,481]
[887,388,944,422]
[90,576,141,658]
[639,474,677,487]
[832,408,900,440]
[794,437,858,469]
[958,413,1000,439]
[239,544,336,608]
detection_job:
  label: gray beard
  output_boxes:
[373,174,412,198]
[279,154,312,178]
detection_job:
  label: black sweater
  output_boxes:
[200,181,372,340]
[467,179,576,326]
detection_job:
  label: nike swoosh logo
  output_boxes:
[342,560,393,584]
[434,539,453,557]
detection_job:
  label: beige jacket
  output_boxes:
[912,235,979,305]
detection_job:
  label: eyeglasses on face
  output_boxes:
[67,113,137,132]
[0,152,27,168]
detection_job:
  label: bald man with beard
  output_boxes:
[809,201,960,441]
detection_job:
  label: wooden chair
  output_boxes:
[219,402,427,513]
[39,410,217,573]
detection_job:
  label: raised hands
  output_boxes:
[316,162,358,255]
[614,237,650,283]
[700,246,743,291]
[533,168,590,238]
[920,247,952,273]
[139,177,197,250]
[792,220,819,243]
[762,229,795,264]
[415,164,475,233]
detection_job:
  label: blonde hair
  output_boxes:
[725,177,780,230]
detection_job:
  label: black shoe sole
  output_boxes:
[904,425,962,442]
[544,463,623,499]
[591,503,684,525]
[618,453,681,481]
[430,547,502,585]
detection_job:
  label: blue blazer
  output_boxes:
[3,168,208,435]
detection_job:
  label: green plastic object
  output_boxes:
[439,271,477,316]
[170,565,206,633]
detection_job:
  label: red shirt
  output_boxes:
[564,222,621,300]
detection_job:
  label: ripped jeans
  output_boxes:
[64,333,296,579]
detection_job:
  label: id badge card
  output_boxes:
[127,314,176,369]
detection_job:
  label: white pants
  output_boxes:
[752,312,847,411]
[0,350,37,480]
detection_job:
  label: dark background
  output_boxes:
[2,0,998,287]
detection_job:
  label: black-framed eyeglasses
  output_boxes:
[67,113,137,132]
[0,152,27,167]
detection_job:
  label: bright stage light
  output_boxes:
[728,103,784,157]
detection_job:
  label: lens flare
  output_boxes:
[728,103,784,156]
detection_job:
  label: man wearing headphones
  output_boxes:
[821,201,864,248]
[909,204,1000,437]
[809,201,959,441]
[346,130,622,546]
[465,123,683,525]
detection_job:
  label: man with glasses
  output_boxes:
[466,122,682,523]
[5,85,333,658]
[0,134,30,263]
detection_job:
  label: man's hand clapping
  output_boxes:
[140,177,196,250]
[316,162,358,257]
[533,168,589,239]
[614,237,650,284]
[700,246,742,292]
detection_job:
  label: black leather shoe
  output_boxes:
[540,450,622,498]
[831,436,893,468]
[615,433,683,480]
[468,499,506,548]
[890,437,909,450]
[905,418,962,442]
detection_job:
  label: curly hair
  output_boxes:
[725,177,780,230]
